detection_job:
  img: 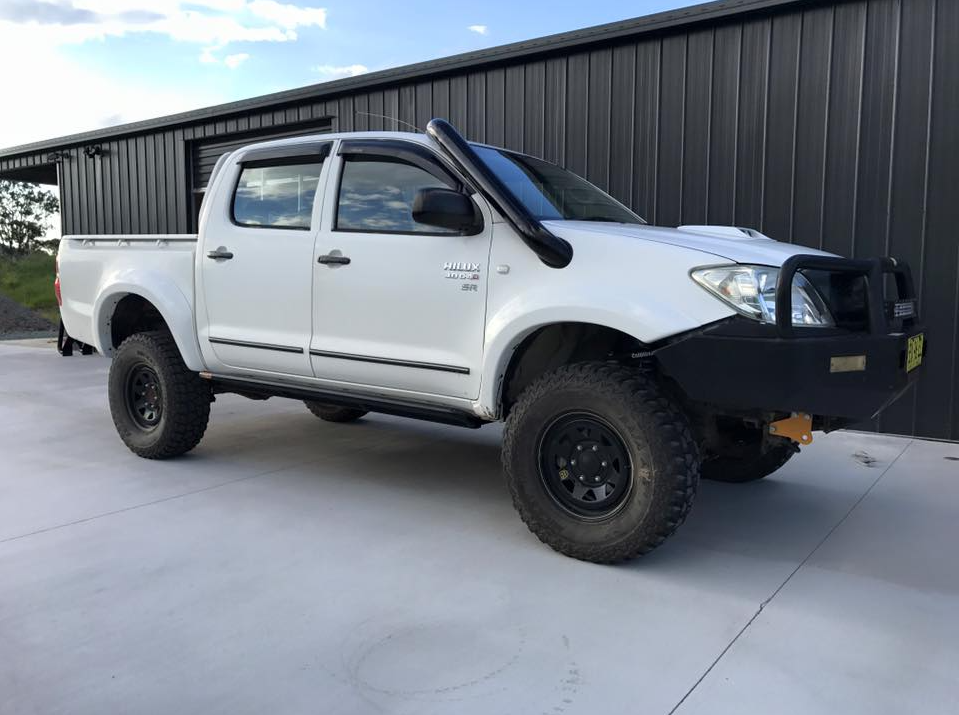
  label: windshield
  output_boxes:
[471,145,645,224]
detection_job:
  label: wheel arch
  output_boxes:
[484,319,648,419]
[476,278,731,420]
[93,278,204,371]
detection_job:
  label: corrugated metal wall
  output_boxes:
[333,0,958,439]
[0,0,955,439]
[1,114,336,236]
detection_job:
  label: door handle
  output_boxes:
[318,254,351,265]
[207,248,234,260]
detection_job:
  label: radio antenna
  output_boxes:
[354,111,423,133]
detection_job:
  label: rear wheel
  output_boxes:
[702,430,796,483]
[304,402,368,423]
[502,362,700,563]
[108,331,211,459]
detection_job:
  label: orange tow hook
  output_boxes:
[768,413,813,445]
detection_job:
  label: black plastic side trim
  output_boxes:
[310,349,469,374]
[426,118,573,268]
[209,337,304,354]
[205,373,485,428]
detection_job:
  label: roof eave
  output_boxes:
[0,0,807,159]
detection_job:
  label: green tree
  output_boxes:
[0,180,59,256]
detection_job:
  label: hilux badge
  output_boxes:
[444,261,480,280]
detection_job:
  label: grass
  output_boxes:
[0,251,60,324]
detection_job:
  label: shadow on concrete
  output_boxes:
[195,407,883,574]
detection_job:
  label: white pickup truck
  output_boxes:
[57,119,925,562]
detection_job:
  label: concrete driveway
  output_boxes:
[1,342,957,715]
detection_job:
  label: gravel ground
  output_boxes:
[0,293,55,337]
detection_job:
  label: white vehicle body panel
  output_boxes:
[194,139,335,378]
[57,129,841,421]
[57,235,205,371]
[477,222,741,414]
[308,149,496,400]
[546,221,836,265]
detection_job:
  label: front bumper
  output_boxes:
[655,254,926,422]
[656,318,924,420]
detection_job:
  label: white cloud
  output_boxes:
[0,2,330,146]
[247,0,326,29]
[468,24,488,35]
[223,52,250,68]
[313,63,368,78]
[0,2,327,50]
[0,27,219,147]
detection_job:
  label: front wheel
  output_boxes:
[502,362,700,563]
[108,331,211,459]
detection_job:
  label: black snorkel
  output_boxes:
[426,118,573,269]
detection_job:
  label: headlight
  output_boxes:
[691,265,834,326]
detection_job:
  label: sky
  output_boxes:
[0,0,704,150]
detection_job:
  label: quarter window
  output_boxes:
[233,161,324,229]
[336,157,460,234]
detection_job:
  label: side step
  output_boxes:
[202,372,487,429]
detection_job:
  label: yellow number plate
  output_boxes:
[906,333,924,372]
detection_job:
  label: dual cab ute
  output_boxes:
[56,119,926,562]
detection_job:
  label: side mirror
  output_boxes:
[412,188,481,233]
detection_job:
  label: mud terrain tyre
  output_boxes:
[502,362,700,563]
[108,331,211,459]
[303,402,368,423]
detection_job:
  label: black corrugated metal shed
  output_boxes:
[0,0,956,440]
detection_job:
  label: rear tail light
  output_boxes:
[54,255,62,307]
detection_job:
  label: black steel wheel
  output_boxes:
[126,364,163,429]
[539,413,633,519]
[502,362,700,563]
[108,331,211,459]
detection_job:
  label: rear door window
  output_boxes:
[233,160,324,229]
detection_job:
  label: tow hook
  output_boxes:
[768,412,813,445]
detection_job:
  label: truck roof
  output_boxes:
[228,127,546,168]
[238,129,435,152]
